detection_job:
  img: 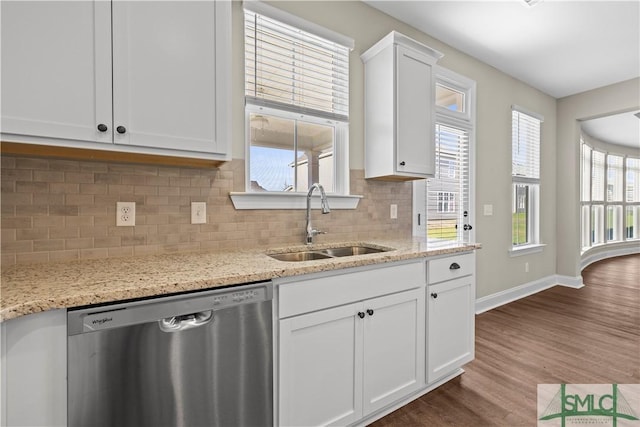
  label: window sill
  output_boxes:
[229,192,362,210]
[508,243,546,257]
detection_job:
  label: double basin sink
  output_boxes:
[268,244,391,262]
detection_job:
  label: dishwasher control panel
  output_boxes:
[68,282,272,335]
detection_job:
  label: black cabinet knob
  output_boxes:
[450,262,461,270]
[431,293,438,299]
[366,309,374,316]
[116,126,127,134]
[463,224,473,231]
[358,312,365,319]
[97,124,108,132]
[399,161,406,166]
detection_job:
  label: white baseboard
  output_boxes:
[475,274,584,314]
[554,274,585,289]
[581,245,640,270]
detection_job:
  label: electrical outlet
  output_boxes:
[525,262,529,273]
[191,202,207,224]
[483,204,493,216]
[116,202,135,226]
[390,204,398,219]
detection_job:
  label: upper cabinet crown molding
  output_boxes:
[361,31,443,181]
[0,1,231,163]
[361,31,444,64]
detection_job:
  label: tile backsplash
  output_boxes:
[1,155,412,266]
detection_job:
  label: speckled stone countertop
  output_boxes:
[0,239,480,322]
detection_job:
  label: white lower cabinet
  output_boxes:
[427,253,476,384]
[0,310,67,427]
[276,261,426,427]
[279,303,363,427]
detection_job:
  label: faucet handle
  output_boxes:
[311,229,327,236]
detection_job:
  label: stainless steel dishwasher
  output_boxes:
[67,282,273,427]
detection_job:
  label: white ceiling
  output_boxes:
[363,0,640,148]
[363,0,640,99]
[581,110,640,148]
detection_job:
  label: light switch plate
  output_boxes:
[390,204,398,219]
[483,204,493,216]
[191,202,207,224]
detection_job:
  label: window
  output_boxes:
[580,138,639,252]
[244,5,350,195]
[581,144,591,201]
[511,107,543,251]
[591,151,605,201]
[435,83,465,113]
[437,191,457,213]
[413,68,475,247]
[607,155,623,202]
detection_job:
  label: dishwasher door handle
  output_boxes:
[158,310,213,332]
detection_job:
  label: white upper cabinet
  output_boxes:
[1,1,231,161]
[362,31,442,180]
[1,1,113,145]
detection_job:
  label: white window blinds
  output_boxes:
[244,8,350,121]
[591,150,605,202]
[425,122,470,243]
[607,155,624,202]
[581,142,591,201]
[626,158,640,202]
[512,108,542,181]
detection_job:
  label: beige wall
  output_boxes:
[556,78,640,278]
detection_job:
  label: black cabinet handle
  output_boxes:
[116,126,127,134]
[399,161,406,166]
[431,293,438,299]
[97,124,108,132]
[358,312,365,319]
[450,262,461,270]
[366,309,374,316]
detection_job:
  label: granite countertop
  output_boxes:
[0,239,480,322]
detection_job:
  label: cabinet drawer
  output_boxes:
[428,252,474,285]
[277,261,426,319]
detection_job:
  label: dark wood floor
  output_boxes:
[372,254,640,426]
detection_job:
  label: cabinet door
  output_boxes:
[427,276,475,383]
[1,1,112,144]
[395,45,434,176]
[112,1,229,155]
[362,288,425,414]
[1,310,67,427]
[279,304,363,427]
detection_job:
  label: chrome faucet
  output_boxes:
[306,183,331,244]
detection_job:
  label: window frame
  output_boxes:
[413,66,476,246]
[509,106,545,256]
[580,138,640,253]
[231,2,360,210]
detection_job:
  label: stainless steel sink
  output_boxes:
[268,251,332,262]
[268,245,390,262]
[320,246,385,257]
